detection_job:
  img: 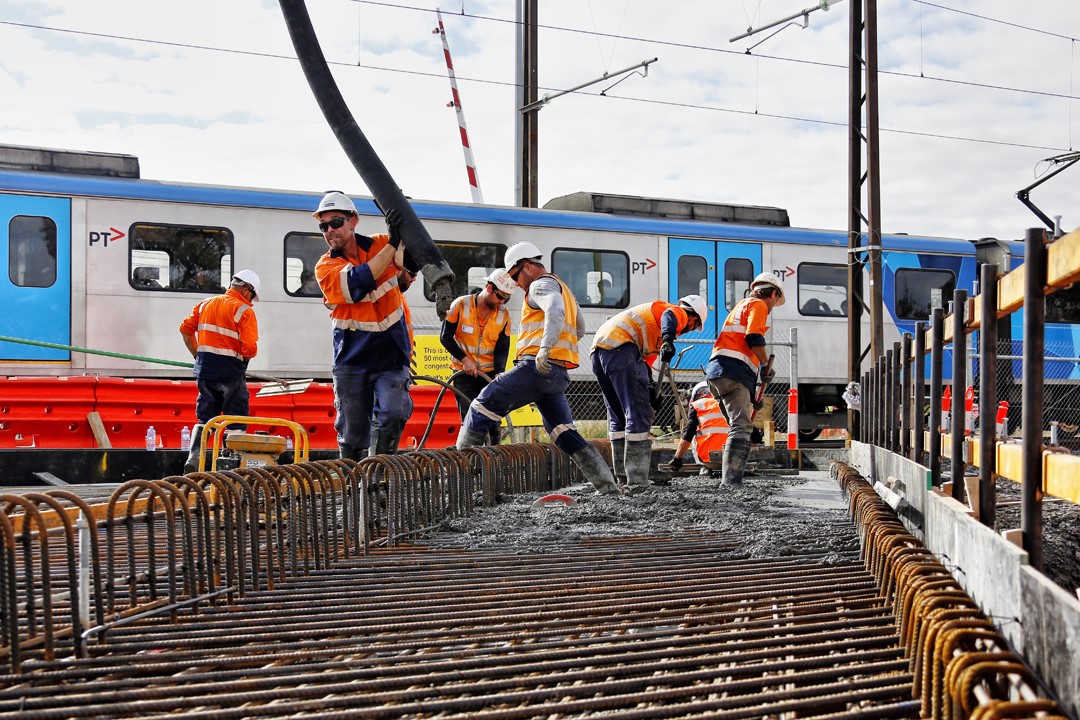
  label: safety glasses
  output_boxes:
[493,289,511,302]
[318,215,349,232]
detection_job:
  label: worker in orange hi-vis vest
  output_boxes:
[590,295,706,492]
[312,191,412,461]
[662,381,730,474]
[456,241,621,496]
[178,270,260,473]
[440,269,515,445]
[705,272,785,486]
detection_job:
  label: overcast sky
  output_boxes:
[1,0,1077,241]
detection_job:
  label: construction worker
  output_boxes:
[590,295,707,490]
[440,269,515,445]
[179,269,260,473]
[705,271,784,485]
[312,191,412,460]
[663,381,730,474]
[368,262,419,456]
[456,241,621,496]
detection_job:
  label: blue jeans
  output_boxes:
[195,375,249,428]
[591,344,654,442]
[333,365,412,456]
[465,357,587,455]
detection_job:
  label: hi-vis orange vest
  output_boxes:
[446,294,511,372]
[692,396,729,463]
[315,233,404,333]
[180,287,258,361]
[709,296,770,373]
[517,275,581,369]
[591,300,689,362]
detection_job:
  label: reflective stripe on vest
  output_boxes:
[592,301,669,355]
[517,275,580,368]
[194,292,253,361]
[450,295,510,372]
[318,233,407,334]
[692,397,729,463]
[709,297,767,373]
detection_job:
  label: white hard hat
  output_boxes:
[504,241,542,273]
[486,269,517,295]
[691,381,711,402]
[312,191,357,218]
[232,269,261,301]
[751,272,785,306]
[678,294,708,326]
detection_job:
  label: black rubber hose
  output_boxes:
[278,0,456,318]
[410,371,513,449]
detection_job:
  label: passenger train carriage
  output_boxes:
[1,146,1077,439]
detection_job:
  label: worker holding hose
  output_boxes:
[456,242,621,496]
[312,191,413,461]
[178,270,261,473]
[439,269,516,445]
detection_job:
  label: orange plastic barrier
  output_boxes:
[0,376,462,451]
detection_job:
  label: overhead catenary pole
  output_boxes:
[518,0,538,208]
[846,0,865,439]
[434,9,484,204]
[864,0,884,363]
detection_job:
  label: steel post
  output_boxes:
[928,309,944,488]
[950,290,968,502]
[978,263,998,526]
[1021,228,1046,570]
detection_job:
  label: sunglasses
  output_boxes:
[318,215,349,232]
[493,289,511,302]
[508,261,529,281]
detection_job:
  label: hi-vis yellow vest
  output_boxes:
[447,294,511,372]
[517,275,581,369]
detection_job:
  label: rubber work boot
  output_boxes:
[183,424,204,473]
[721,438,752,486]
[369,427,403,456]
[456,425,490,450]
[623,439,653,491]
[610,438,627,484]
[570,446,621,495]
[339,444,365,461]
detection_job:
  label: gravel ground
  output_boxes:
[427,466,862,565]
[995,478,1080,595]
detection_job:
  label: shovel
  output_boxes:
[0,334,312,396]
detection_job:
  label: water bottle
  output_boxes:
[145,426,157,452]
[285,436,294,451]
[180,426,192,451]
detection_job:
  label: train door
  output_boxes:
[667,238,761,371]
[0,194,71,360]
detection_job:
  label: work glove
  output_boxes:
[666,456,683,471]
[759,365,775,384]
[649,384,663,413]
[659,340,676,363]
[385,208,404,248]
[535,346,552,375]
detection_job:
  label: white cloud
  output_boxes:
[0,0,1076,241]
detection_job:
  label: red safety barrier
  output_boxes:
[0,376,99,449]
[787,387,799,450]
[0,376,463,451]
[964,385,975,436]
[995,400,1010,439]
[941,385,952,432]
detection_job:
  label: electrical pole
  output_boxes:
[517,0,538,208]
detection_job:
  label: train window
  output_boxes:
[797,263,850,317]
[894,268,955,320]
[8,215,57,288]
[129,223,233,293]
[678,255,708,306]
[552,249,629,308]
[1046,284,1080,323]
[725,258,752,310]
[422,241,506,301]
[285,232,325,297]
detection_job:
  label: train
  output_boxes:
[2,145,1077,440]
